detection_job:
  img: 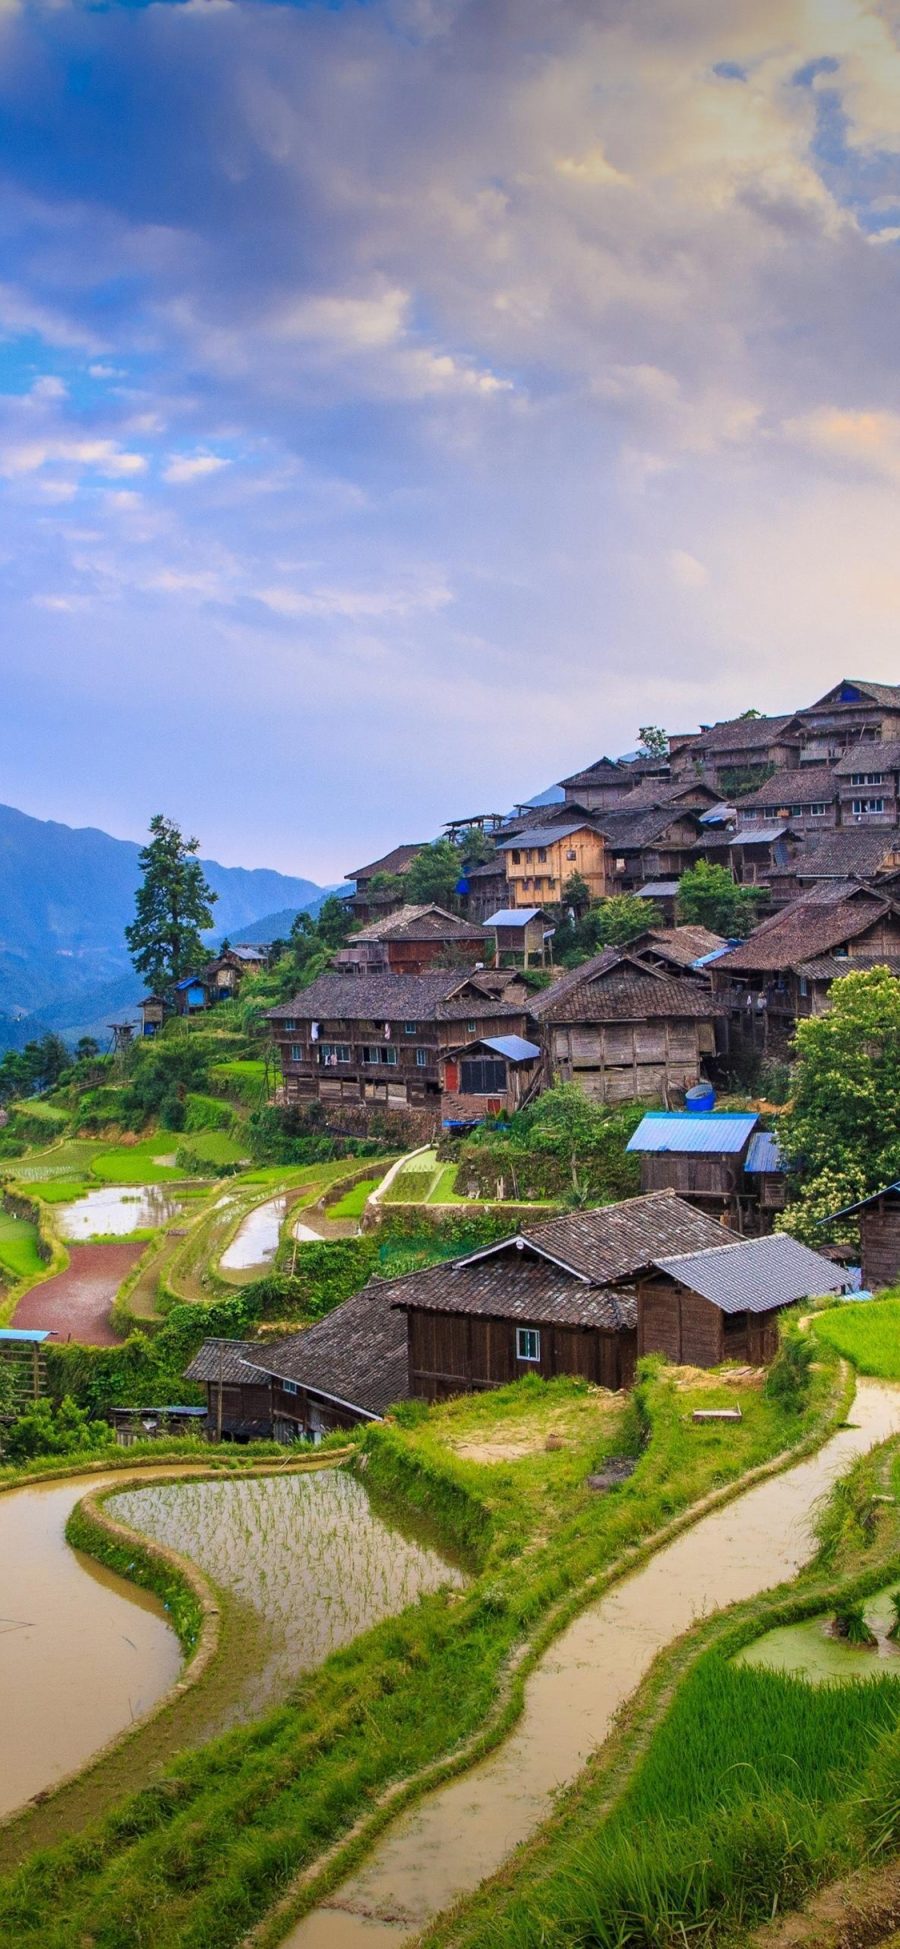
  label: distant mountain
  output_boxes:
[0,802,329,1048]
[224,891,350,947]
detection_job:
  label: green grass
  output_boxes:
[176,1129,249,1167]
[89,1138,188,1184]
[0,1211,44,1284]
[811,1295,900,1379]
[327,1178,381,1219]
[208,1060,269,1109]
[23,1178,91,1205]
[0,1356,845,1949]
[427,1163,470,1204]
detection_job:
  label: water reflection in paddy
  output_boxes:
[57,1185,185,1239]
[111,1471,465,1721]
[737,1586,900,1685]
[219,1195,287,1270]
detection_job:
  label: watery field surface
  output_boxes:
[737,1584,900,1685]
[111,1470,466,1722]
[812,1296,900,1379]
[56,1185,186,1240]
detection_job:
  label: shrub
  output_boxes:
[765,1324,814,1412]
[2,1394,114,1463]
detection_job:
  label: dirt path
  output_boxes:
[13,1242,142,1344]
[280,1379,900,1949]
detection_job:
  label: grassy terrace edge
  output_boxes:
[0,1351,853,1949]
[421,1429,900,1949]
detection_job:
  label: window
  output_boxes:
[361,1044,398,1066]
[538,847,548,862]
[849,771,884,786]
[851,797,885,815]
[460,1056,507,1094]
[282,1018,296,1032]
[315,1042,351,1064]
[511,850,520,864]
[404,1021,417,1035]
[566,848,577,860]
[467,1018,477,1033]
[283,1380,299,1397]
[289,1044,302,1062]
[416,1047,427,1067]
[516,1327,541,1363]
[808,804,828,816]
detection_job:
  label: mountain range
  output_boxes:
[0,802,331,1050]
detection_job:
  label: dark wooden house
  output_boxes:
[138,995,165,1037]
[827,1183,900,1291]
[530,951,724,1104]
[598,806,705,892]
[669,713,802,789]
[386,1191,727,1401]
[333,904,487,976]
[626,1109,761,1226]
[268,968,537,1131]
[483,906,553,967]
[183,1281,409,1442]
[710,880,900,1054]
[637,1232,846,1368]
[343,844,428,925]
[795,677,900,765]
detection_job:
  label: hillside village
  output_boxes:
[2,681,900,1949]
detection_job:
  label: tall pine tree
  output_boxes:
[126,815,217,1000]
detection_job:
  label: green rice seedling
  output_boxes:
[889,1590,900,1640]
[833,1602,878,1647]
[811,1296,900,1381]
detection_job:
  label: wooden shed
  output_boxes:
[826,1183,900,1291]
[530,953,724,1105]
[637,1232,846,1368]
[385,1191,726,1402]
[483,906,553,967]
[626,1110,760,1225]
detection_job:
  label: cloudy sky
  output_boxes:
[2,0,900,879]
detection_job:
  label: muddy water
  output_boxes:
[110,1472,465,1724]
[283,1380,900,1948]
[57,1185,185,1240]
[0,1471,182,1820]
[220,1195,288,1271]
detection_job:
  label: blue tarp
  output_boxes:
[0,1328,52,1343]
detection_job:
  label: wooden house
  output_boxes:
[137,995,165,1038]
[734,769,840,833]
[385,1191,727,1401]
[826,1183,900,1291]
[637,1232,845,1367]
[719,822,803,890]
[710,880,900,1053]
[483,906,553,967]
[833,741,900,827]
[183,1281,409,1442]
[795,678,900,765]
[598,806,706,891]
[530,951,724,1105]
[268,968,536,1130]
[558,757,644,812]
[669,714,803,790]
[173,973,209,1016]
[626,1109,759,1224]
[462,858,511,923]
[333,905,487,976]
[344,844,428,925]
[204,944,270,1000]
[496,820,608,906]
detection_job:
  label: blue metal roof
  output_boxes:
[637,881,679,898]
[0,1327,52,1343]
[484,908,544,927]
[175,974,206,990]
[626,1111,758,1156]
[744,1131,786,1174]
[480,1035,541,1064]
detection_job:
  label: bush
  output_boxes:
[765,1324,814,1412]
[2,1394,114,1463]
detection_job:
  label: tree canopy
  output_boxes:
[125,815,217,1000]
[404,838,463,908]
[778,966,900,1243]
[677,860,758,938]
[637,724,669,758]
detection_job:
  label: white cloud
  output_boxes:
[163,452,231,484]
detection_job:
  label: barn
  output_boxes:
[826,1183,900,1292]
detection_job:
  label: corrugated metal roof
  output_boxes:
[825,1181,900,1220]
[0,1327,52,1343]
[729,824,791,845]
[479,1034,541,1063]
[637,881,679,897]
[484,908,543,927]
[654,1233,845,1314]
[744,1131,786,1174]
[626,1111,758,1156]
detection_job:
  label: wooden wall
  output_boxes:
[637,1276,782,1367]
[406,1307,636,1400]
[548,1019,708,1104]
[861,1200,900,1290]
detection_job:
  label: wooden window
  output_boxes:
[460,1056,507,1094]
[538,847,548,862]
[467,1018,477,1033]
[289,1044,302,1062]
[315,1043,351,1064]
[516,1327,540,1362]
[404,1022,417,1035]
[283,1380,299,1396]
[511,850,521,864]
[415,1048,427,1067]
[361,1045,398,1066]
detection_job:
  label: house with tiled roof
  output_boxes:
[529,948,724,1105]
[268,967,541,1131]
[669,713,803,789]
[385,1190,728,1398]
[795,678,900,762]
[343,843,428,924]
[637,1232,845,1368]
[709,879,900,1051]
[332,904,487,977]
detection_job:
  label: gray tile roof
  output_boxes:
[833,740,900,775]
[654,1232,844,1314]
[736,768,839,809]
[713,887,894,974]
[269,970,467,1022]
[531,956,724,1026]
[795,829,900,878]
[386,1256,637,1331]
[183,1339,278,1384]
[240,1281,409,1418]
[347,844,428,881]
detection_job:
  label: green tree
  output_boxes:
[638,725,669,759]
[315,895,354,949]
[590,894,658,947]
[75,1037,100,1062]
[778,967,900,1244]
[457,827,496,868]
[562,871,591,916]
[677,860,758,937]
[3,1395,113,1464]
[125,815,217,1000]
[404,839,463,908]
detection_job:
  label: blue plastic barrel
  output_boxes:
[684,1082,716,1113]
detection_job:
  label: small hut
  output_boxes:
[827,1183,900,1291]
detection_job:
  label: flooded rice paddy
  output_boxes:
[110,1470,465,1721]
[56,1185,185,1240]
[737,1585,900,1685]
[283,1379,900,1949]
[0,1471,182,1820]
[219,1194,288,1271]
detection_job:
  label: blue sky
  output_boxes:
[2,0,900,879]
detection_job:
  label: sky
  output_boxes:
[2,0,900,880]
